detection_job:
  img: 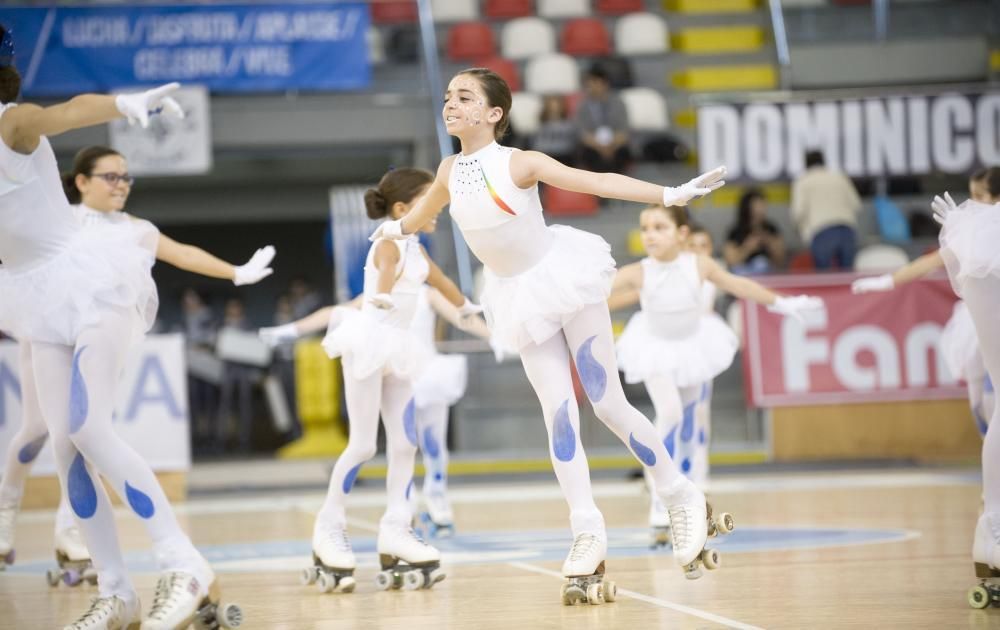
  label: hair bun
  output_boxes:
[364,187,388,220]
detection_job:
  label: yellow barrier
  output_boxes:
[278,339,348,458]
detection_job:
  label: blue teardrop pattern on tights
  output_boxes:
[403,398,417,446]
[342,463,362,494]
[69,346,89,434]
[629,433,657,466]
[17,434,47,464]
[551,400,576,462]
[575,336,607,402]
[68,453,97,519]
[125,482,155,519]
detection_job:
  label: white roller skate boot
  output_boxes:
[375,520,445,591]
[420,491,455,538]
[968,511,1000,608]
[142,568,242,629]
[662,477,731,580]
[302,520,356,594]
[48,525,97,588]
[0,493,17,569]
[560,531,616,606]
[649,495,671,549]
[63,594,141,630]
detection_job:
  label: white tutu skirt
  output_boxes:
[940,300,979,380]
[413,352,468,408]
[940,200,1000,297]
[0,220,159,346]
[481,225,616,351]
[617,312,738,387]
[322,309,433,380]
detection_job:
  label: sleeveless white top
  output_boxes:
[0,103,78,270]
[640,252,703,338]
[410,285,436,345]
[448,141,554,277]
[363,235,429,328]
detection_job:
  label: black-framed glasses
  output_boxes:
[91,172,135,186]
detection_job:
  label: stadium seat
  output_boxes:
[509,92,544,135]
[620,87,668,131]
[502,17,556,60]
[367,27,386,65]
[538,0,590,18]
[615,12,669,55]
[387,26,420,62]
[447,22,496,60]
[475,56,522,91]
[561,19,612,56]
[525,53,580,94]
[788,251,816,272]
[432,0,478,22]
[372,1,417,24]
[597,0,645,14]
[543,185,599,216]
[854,244,910,272]
[485,0,534,19]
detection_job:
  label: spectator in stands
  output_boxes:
[575,63,631,174]
[724,189,786,274]
[533,95,577,166]
[179,288,219,450]
[289,276,323,320]
[216,297,257,454]
[791,150,862,270]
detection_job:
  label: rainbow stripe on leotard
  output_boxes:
[480,166,516,216]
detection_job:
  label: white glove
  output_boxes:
[662,166,727,207]
[457,299,484,327]
[368,293,396,310]
[488,336,507,363]
[259,324,298,347]
[369,219,406,242]
[851,274,894,294]
[767,295,824,323]
[932,191,959,225]
[115,83,185,128]
[233,245,276,286]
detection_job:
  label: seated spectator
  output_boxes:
[724,189,786,275]
[575,63,631,174]
[532,95,577,166]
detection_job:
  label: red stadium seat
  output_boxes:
[447,22,496,61]
[788,251,816,272]
[596,0,645,14]
[372,1,417,24]
[543,185,599,216]
[474,56,522,92]
[485,0,534,19]
[564,91,583,117]
[561,18,612,56]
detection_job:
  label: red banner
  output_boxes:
[742,272,967,407]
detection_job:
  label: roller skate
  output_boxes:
[968,512,1000,609]
[560,531,616,606]
[141,572,243,629]
[419,491,455,539]
[663,479,734,580]
[0,494,17,569]
[648,496,671,549]
[47,526,97,587]
[374,521,446,591]
[62,594,140,630]
[301,521,356,594]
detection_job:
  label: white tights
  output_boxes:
[417,402,450,497]
[961,278,1000,514]
[643,374,710,489]
[318,367,418,529]
[964,351,995,438]
[519,302,685,536]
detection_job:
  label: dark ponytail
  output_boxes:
[364,167,434,220]
[971,166,1000,199]
[61,145,122,205]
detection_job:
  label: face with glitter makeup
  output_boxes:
[443,75,501,137]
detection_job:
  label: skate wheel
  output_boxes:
[216,601,243,628]
[374,571,394,591]
[604,580,617,603]
[683,562,703,581]
[560,584,573,606]
[336,576,357,593]
[428,568,446,586]
[317,572,336,593]
[586,582,602,605]
[301,566,319,586]
[701,548,721,571]
[63,569,82,586]
[969,585,991,609]
[85,573,98,586]
[46,569,61,587]
[717,513,735,535]
[402,570,425,591]
[562,584,585,605]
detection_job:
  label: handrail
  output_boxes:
[767,0,792,89]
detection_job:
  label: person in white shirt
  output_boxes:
[791,150,862,270]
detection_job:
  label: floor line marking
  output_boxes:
[507,560,765,630]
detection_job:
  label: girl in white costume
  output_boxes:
[265,168,478,592]
[0,145,274,593]
[927,183,1000,605]
[609,206,821,532]
[852,167,999,437]
[0,38,243,626]
[371,67,738,589]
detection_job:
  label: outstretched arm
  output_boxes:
[702,255,823,321]
[259,296,362,346]
[372,157,453,239]
[510,150,725,207]
[607,262,642,311]
[423,251,466,308]
[157,235,275,286]
[426,287,491,340]
[851,251,943,294]
[0,83,183,154]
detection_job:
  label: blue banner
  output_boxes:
[0,3,370,96]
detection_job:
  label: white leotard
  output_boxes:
[448,142,554,277]
[363,235,429,328]
[640,253,703,339]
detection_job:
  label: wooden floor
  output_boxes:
[0,465,993,629]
